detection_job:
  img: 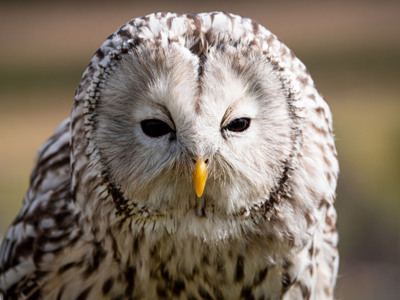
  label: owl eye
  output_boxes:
[141,119,174,138]
[224,118,251,132]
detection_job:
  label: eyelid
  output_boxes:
[220,101,254,128]
[142,114,175,130]
[139,103,175,130]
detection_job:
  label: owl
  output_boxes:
[0,12,338,300]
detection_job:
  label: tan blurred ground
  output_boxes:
[1,1,399,299]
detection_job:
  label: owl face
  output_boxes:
[94,42,295,215]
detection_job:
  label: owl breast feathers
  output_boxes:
[0,12,338,300]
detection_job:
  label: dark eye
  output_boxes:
[141,119,173,138]
[225,118,251,132]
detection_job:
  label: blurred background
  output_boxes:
[0,0,399,298]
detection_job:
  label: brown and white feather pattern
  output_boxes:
[0,12,338,299]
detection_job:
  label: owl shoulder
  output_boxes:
[0,118,80,296]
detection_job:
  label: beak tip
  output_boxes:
[196,191,202,198]
[194,178,206,198]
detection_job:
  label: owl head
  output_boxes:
[71,12,337,224]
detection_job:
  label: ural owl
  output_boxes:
[0,12,339,299]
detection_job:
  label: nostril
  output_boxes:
[192,159,197,164]
[205,159,209,164]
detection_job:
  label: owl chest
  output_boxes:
[44,220,301,299]
[96,229,295,299]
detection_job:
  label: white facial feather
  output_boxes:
[94,41,295,217]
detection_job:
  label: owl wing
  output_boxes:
[0,118,80,297]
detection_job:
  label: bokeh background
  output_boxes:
[1,0,399,298]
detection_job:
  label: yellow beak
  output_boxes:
[192,159,208,197]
